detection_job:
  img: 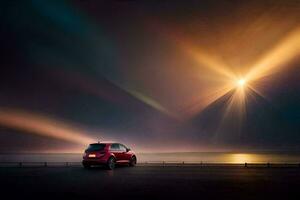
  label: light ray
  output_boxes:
[124,87,180,120]
[0,108,95,144]
[246,28,300,82]
[52,70,178,120]
[182,83,234,118]
[183,44,236,80]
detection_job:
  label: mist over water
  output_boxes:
[1,152,300,164]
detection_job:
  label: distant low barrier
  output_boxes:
[138,161,300,168]
[0,162,82,167]
[0,161,300,168]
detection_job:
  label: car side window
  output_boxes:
[119,144,127,152]
[110,143,120,151]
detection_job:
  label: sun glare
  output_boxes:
[237,79,246,87]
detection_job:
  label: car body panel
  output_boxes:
[82,142,136,167]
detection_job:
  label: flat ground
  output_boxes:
[0,166,300,200]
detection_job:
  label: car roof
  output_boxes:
[89,142,118,145]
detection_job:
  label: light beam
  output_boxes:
[0,108,95,145]
[246,28,300,82]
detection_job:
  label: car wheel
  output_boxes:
[107,157,116,170]
[129,156,137,167]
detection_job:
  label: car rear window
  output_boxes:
[86,144,106,151]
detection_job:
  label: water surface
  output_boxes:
[1,152,300,163]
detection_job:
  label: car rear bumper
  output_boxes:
[82,159,107,166]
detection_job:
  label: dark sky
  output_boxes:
[0,0,300,152]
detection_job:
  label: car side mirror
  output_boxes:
[126,148,131,152]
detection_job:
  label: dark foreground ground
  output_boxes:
[1,166,300,200]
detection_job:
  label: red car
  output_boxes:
[82,142,137,170]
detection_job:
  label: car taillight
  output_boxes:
[88,154,96,158]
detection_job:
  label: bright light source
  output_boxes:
[237,79,246,87]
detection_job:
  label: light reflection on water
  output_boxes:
[137,152,300,163]
[0,152,300,163]
[227,153,300,164]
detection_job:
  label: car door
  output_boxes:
[119,144,131,161]
[110,143,122,161]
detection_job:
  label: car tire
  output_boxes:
[129,156,137,167]
[107,157,116,170]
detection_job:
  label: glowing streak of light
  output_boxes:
[184,45,236,80]
[183,83,234,118]
[124,88,180,120]
[55,70,178,120]
[225,86,247,120]
[0,108,95,144]
[211,85,247,141]
[246,82,268,101]
[155,24,235,80]
[246,28,300,82]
